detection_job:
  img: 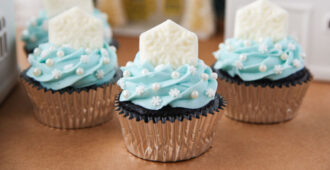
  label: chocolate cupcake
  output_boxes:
[212,0,312,124]
[21,0,117,55]
[115,20,225,162]
[21,7,120,129]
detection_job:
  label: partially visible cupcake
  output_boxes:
[115,20,225,162]
[21,0,116,55]
[21,7,120,129]
[213,0,312,124]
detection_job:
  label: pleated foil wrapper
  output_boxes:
[21,78,119,129]
[217,79,310,124]
[116,110,223,162]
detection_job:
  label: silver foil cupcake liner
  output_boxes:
[21,78,119,129]
[217,79,310,124]
[116,110,223,162]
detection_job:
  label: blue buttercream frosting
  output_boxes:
[213,37,305,81]
[27,43,118,90]
[22,9,112,52]
[117,53,218,110]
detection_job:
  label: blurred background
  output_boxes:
[1,0,329,103]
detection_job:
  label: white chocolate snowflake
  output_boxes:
[293,59,301,68]
[136,85,145,96]
[152,96,162,106]
[96,70,105,79]
[206,88,215,98]
[122,90,130,99]
[171,71,180,79]
[235,61,243,70]
[169,88,180,98]
[80,55,89,63]
[123,70,131,78]
[274,65,282,74]
[259,44,268,53]
[281,53,288,60]
[52,69,62,79]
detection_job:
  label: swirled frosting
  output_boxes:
[118,53,218,110]
[22,9,112,52]
[26,42,118,90]
[213,37,305,81]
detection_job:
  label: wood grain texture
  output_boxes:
[1,34,330,170]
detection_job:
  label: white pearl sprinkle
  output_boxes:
[206,89,215,98]
[141,69,149,75]
[80,55,89,63]
[152,83,160,91]
[33,48,41,56]
[171,71,180,79]
[169,88,180,98]
[226,44,233,51]
[218,43,225,49]
[151,96,162,106]
[293,59,301,68]
[41,50,49,58]
[123,70,131,78]
[57,50,64,57]
[191,90,199,99]
[102,57,111,65]
[281,53,289,60]
[46,59,54,67]
[76,68,84,75]
[244,40,251,47]
[136,86,145,96]
[235,61,243,70]
[275,43,282,50]
[239,54,247,61]
[122,90,130,99]
[33,68,42,76]
[201,73,209,81]
[96,70,105,79]
[190,66,197,75]
[211,72,218,79]
[274,65,282,75]
[259,64,267,72]
[52,69,62,79]
[101,48,108,56]
[288,43,296,50]
[110,46,117,52]
[259,44,268,53]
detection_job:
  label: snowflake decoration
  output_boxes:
[123,70,131,78]
[52,69,62,79]
[205,88,215,98]
[119,80,126,89]
[152,83,160,91]
[135,86,145,96]
[288,43,296,50]
[226,44,233,51]
[274,65,282,75]
[122,90,130,99]
[281,53,289,60]
[259,44,268,53]
[80,55,89,63]
[169,88,180,98]
[152,96,162,107]
[96,70,105,79]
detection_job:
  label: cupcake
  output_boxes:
[115,20,225,162]
[21,7,120,129]
[21,0,116,55]
[212,0,312,124]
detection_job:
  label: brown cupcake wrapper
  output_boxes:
[217,78,311,124]
[116,109,223,162]
[21,78,119,129]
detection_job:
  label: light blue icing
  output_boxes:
[213,37,305,81]
[118,53,218,110]
[27,43,118,90]
[22,9,112,52]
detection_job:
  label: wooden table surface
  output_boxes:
[1,35,330,170]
